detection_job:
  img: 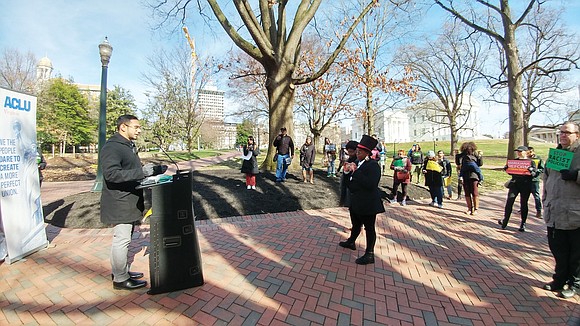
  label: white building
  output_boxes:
[407,98,480,142]
[197,86,224,122]
[375,110,411,143]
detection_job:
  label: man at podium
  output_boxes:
[100,115,165,291]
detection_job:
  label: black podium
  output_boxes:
[141,171,204,294]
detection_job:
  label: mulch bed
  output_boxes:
[43,168,431,229]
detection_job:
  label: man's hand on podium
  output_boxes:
[143,163,168,177]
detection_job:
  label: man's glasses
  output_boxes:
[557,130,577,135]
[124,124,141,130]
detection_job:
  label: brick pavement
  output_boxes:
[2,188,579,325]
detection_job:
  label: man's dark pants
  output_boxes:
[547,226,580,289]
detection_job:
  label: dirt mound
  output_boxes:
[43,168,431,228]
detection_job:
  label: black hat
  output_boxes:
[514,145,528,152]
[345,140,358,150]
[357,134,378,152]
[280,127,287,131]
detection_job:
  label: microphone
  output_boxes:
[146,139,180,174]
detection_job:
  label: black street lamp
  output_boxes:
[91,37,113,192]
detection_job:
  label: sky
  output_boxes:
[1,0,579,135]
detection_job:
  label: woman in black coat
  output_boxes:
[300,136,316,183]
[241,136,260,190]
[339,135,385,265]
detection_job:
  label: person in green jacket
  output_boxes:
[528,146,544,219]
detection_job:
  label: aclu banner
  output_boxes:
[0,87,48,264]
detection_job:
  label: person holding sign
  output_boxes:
[541,121,580,299]
[389,149,412,206]
[422,150,446,208]
[528,147,544,219]
[498,146,538,232]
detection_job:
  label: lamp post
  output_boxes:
[91,37,113,192]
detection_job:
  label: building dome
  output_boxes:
[38,56,52,68]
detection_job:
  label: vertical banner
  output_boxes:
[0,87,48,264]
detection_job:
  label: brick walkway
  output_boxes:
[2,188,579,325]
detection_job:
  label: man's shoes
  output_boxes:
[355,252,375,265]
[339,240,356,250]
[113,278,147,290]
[429,202,436,207]
[560,286,578,299]
[543,282,565,292]
[437,203,443,209]
[247,185,251,189]
[401,200,406,206]
[111,271,144,280]
[518,223,526,232]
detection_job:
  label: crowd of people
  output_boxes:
[97,116,579,299]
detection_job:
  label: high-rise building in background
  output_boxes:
[197,85,224,122]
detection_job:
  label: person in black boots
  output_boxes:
[499,146,537,232]
[339,135,385,265]
[542,121,580,299]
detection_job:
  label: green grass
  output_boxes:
[155,139,557,194]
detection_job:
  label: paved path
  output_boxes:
[3,155,579,325]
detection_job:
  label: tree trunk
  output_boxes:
[504,22,524,159]
[366,85,374,135]
[262,67,296,171]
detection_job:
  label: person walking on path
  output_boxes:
[423,150,446,208]
[541,121,580,299]
[273,127,294,182]
[240,136,260,190]
[339,135,385,265]
[438,150,453,200]
[409,144,424,184]
[339,140,358,207]
[498,146,538,232]
[300,136,316,184]
[324,137,337,177]
[389,149,412,206]
[100,114,166,290]
[458,142,483,215]
[528,146,544,219]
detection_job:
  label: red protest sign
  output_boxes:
[506,159,531,175]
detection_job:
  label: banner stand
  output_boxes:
[0,86,49,264]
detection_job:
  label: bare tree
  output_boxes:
[397,23,486,154]
[339,0,417,136]
[490,6,579,143]
[142,44,213,152]
[149,0,389,169]
[221,49,270,121]
[0,48,37,93]
[435,0,578,158]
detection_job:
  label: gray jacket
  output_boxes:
[542,140,580,230]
